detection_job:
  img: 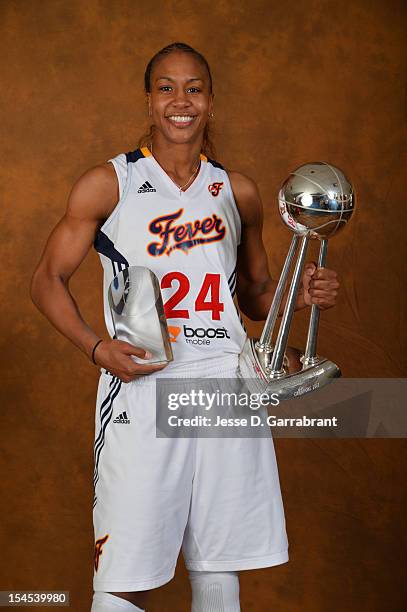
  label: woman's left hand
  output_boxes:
[299,262,340,310]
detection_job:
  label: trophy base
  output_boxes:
[131,356,173,366]
[239,337,341,401]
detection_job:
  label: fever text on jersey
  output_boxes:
[147,208,226,257]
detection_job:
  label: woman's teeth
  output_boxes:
[168,115,195,123]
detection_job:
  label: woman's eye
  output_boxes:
[158,85,201,93]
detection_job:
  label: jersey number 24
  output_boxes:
[161,272,224,321]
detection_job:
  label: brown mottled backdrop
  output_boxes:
[1,0,406,610]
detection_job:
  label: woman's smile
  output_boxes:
[166,114,197,128]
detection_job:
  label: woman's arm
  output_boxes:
[30,163,166,382]
[228,171,339,321]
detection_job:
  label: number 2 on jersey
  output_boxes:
[161,272,224,321]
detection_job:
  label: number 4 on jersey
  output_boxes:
[195,273,224,320]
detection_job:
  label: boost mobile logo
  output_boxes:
[168,326,181,343]
[184,325,230,345]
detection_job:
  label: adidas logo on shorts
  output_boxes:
[113,411,130,424]
[138,180,156,193]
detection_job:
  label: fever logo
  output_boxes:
[147,209,226,257]
[94,534,109,572]
[208,182,223,197]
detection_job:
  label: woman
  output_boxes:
[31,42,339,612]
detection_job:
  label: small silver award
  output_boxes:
[239,162,355,400]
[108,266,173,365]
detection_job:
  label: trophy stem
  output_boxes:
[303,238,328,365]
[268,234,310,377]
[258,234,300,351]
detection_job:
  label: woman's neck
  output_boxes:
[150,136,202,180]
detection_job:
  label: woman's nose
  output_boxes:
[173,88,190,106]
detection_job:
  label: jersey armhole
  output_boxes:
[99,154,132,234]
[224,171,242,246]
[109,155,126,199]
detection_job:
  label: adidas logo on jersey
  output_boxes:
[113,411,130,424]
[138,181,156,193]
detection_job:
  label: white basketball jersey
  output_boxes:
[94,146,247,367]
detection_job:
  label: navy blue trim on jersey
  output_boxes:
[94,230,129,276]
[227,266,247,332]
[228,267,237,298]
[93,376,122,509]
[206,157,225,170]
[125,148,145,164]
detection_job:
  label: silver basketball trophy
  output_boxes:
[239,162,355,400]
[108,266,173,365]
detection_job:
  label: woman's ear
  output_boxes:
[208,92,215,117]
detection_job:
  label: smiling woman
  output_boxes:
[30,40,340,612]
[138,42,216,160]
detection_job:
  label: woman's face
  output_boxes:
[147,51,214,147]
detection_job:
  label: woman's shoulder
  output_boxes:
[66,162,118,221]
[225,169,259,196]
[225,169,262,220]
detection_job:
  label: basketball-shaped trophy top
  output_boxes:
[278,162,355,239]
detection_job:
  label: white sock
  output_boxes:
[91,591,145,611]
[188,570,241,612]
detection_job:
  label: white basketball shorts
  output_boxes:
[92,353,289,592]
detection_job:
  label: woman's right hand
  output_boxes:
[93,339,168,382]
